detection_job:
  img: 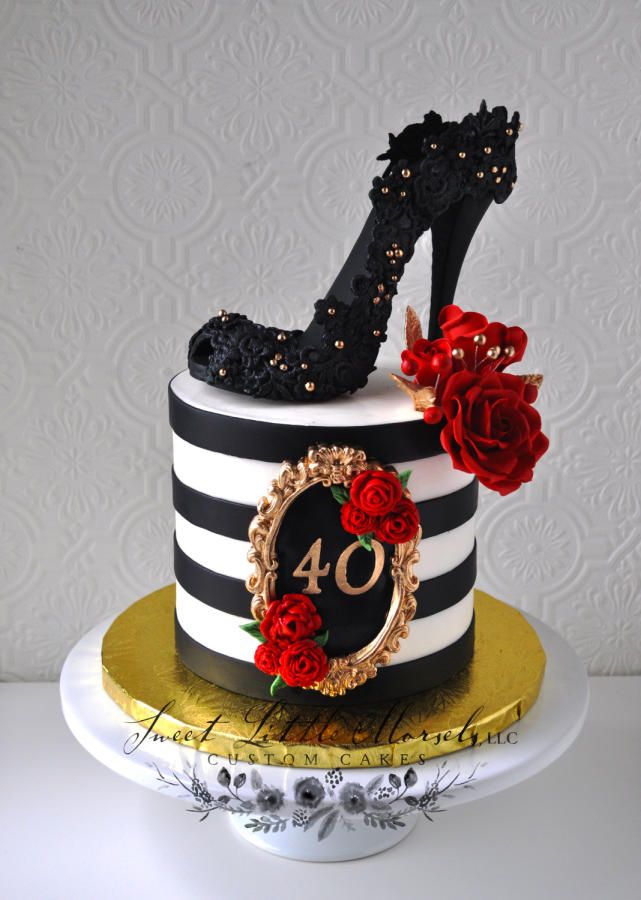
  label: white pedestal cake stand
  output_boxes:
[60,613,588,863]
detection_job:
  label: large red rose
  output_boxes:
[374,497,420,544]
[340,501,376,536]
[439,305,527,371]
[440,370,549,496]
[350,470,403,517]
[254,642,281,676]
[278,639,329,688]
[260,594,322,646]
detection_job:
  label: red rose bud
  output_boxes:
[439,305,488,341]
[504,326,528,364]
[477,322,527,369]
[340,501,376,536]
[374,497,420,544]
[350,470,403,517]
[440,309,528,373]
[430,349,452,373]
[423,406,443,425]
[400,351,418,376]
[260,593,323,646]
[408,337,453,385]
[278,639,329,688]
[254,642,281,676]
[440,370,549,496]
[524,383,538,404]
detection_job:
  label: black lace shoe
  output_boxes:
[188,100,521,402]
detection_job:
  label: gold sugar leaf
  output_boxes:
[404,306,423,349]
[521,373,544,389]
[389,373,436,412]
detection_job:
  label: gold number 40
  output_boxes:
[292,537,385,596]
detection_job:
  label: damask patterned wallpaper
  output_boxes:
[0,0,639,680]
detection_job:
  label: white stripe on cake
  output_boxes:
[173,432,475,507]
[174,512,475,583]
[175,581,474,667]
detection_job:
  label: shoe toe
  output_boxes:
[188,313,303,397]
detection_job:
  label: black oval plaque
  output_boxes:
[275,482,394,657]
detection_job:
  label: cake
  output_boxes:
[170,363,479,705]
[165,103,548,708]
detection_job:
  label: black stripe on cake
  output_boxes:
[173,468,478,542]
[174,610,475,706]
[174,534,476,621]
[169,378,444,462]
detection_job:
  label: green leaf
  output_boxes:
[358,532,374,552]
[398,470,412,490]
[269,674,286,697]
[239,621,266,643]
[314,630,329,647]
[331,484,350,505]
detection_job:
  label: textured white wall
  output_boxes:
[1,0,639,680]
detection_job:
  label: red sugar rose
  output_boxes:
[278,639,329,688]
[438,305,487,340]
[254,642,281,676]
[350,470,403,517]
[259,594,322,647]
[374,497,420,544]
[401,337,453,387]
[340,501,375,536]
[440,369,549,496]
[439,305,527,371]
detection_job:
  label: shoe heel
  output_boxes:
[428,194,493,340]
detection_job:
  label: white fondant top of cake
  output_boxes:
[170,360,424,427]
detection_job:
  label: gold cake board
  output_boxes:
[102,586,546,769]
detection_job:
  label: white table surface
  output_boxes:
[1,678,639,900]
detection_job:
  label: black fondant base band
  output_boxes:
[174,610,475,706]
[174,534,476,621]
[173,467,478,543]
[169,380,444,462]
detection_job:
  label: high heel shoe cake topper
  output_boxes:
[188,100,521,403]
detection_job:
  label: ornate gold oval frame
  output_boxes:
[246,445,421,697]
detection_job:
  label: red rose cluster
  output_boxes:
[252,593,329,692]
[401,305,528,396]
[399,305,548,496]
[340,470,420,545]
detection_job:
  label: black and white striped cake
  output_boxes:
[169,365,477,705]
